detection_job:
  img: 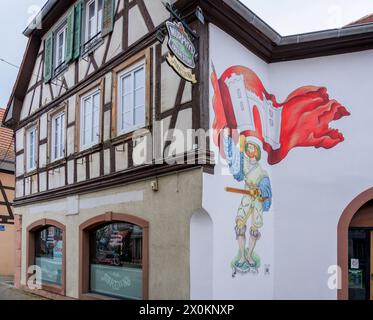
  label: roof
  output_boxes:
[346,13,373,27]
[0,109,15,172]
[4,0,373,128]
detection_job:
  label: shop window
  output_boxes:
[90,222,143,300]
[27,220,66,296]
[79,213,149,300]
[35,226,64,286]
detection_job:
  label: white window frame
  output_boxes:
[26,126,38,172]
[80,89,101,151]
[117,60,146,135]
[85,0,103,42]
[55,23,67,69]
[51,112,66,162]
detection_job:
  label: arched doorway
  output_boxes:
[338,188,373,300]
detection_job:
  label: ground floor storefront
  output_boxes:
[14,168,203,300]
[11,166,373,300]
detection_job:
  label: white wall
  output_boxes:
[190,209,213,299]
[203,24,275,300]
[269,50,373,299]
[204,23,373,300]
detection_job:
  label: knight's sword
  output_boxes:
[225,187,268,202]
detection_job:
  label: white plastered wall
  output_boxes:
[203,23,373,300]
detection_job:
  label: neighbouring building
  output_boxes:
[3,0,373,300]
[0,108,15,277]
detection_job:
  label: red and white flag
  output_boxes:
[211,65,351,165]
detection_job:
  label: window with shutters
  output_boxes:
[83,0,103,52]
[44,4,82,82]
[80,89,101,151]
[82,0,114,55]
[54,23,68,74]
[26,126,38,172]
[51,112,65,161]
[118,61,146,135]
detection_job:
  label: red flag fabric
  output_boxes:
[211,66,351,165]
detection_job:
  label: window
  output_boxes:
[55,24,67,69]
[80,89,101,150]
[26,126,37,172]
[90,222,143,299]
[35,226,64,286]
[51,112,65,161]
[85,0,103,42]
[118,61,146,135]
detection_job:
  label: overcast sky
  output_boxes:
[1,0,373,107]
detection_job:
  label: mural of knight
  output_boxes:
[223,129,272,276]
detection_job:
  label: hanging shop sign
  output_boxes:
[166,54,197,84]
[166,21,197,83]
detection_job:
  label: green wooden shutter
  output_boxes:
[65,8,75,63]
[73,1,83,60]
[102,0,114,37]
[44,33,53,83]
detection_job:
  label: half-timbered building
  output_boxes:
[4,0,209,300]
[4,0,373,300]
[0,108,15,277]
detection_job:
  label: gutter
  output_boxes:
[223,0,373,45]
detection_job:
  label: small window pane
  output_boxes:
[84,98,92,146]
[122,111,133,129]
[122,75,132,96]
[123,92,133,113]
[35,226,63,286]
[97,0,103,32]
[134,88,145,108]
[88,1,96,39]
[134,106,145,127]
[92,93,100,143]
[134,68,145,90]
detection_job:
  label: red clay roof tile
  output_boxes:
[345,13,373,26]
[0,108,15,163]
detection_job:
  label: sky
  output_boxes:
[1,0,373,107]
